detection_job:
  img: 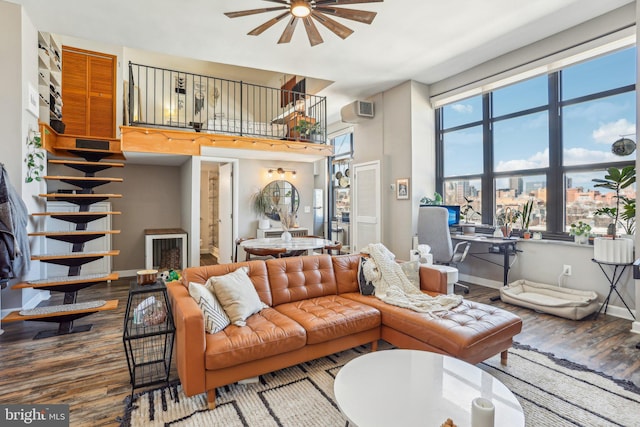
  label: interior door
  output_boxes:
[218,162,233,263]
[352,161,381,252]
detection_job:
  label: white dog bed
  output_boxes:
[500,280,599,320]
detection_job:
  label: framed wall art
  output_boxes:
[396,178,409,200]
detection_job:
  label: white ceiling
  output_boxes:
[10,0,634,123]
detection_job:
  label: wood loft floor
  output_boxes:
[0,280,638,426]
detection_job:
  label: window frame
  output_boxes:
[436,48,636,238]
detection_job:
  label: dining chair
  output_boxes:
[243,246,287,261]
[234,237,252,262]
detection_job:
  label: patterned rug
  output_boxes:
[119,342,640,427]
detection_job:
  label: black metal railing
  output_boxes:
[128,62,327,143]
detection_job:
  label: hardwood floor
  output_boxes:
[0,280,638,426]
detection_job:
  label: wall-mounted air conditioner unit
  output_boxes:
[340,100,374,123]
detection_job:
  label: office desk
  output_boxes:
[451,234,520,287]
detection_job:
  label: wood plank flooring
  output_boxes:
[0,280,638,426]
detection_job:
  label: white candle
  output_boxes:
[471,397,495,427]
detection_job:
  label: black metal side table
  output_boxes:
[122,280,175,394]
[591,259,635,320]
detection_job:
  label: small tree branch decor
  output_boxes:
[278,208,296,231]
[25,128,44,183]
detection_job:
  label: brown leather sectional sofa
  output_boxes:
[167,253,522,409]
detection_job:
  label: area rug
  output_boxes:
[118,342,640,427]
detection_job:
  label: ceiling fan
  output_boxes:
[225,0,383,47]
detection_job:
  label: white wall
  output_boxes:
[0,2,49,315]
[236,159,316,239]
[347,80,436,258]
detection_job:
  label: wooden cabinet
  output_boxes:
[62,46,116,138]
[37,32,62,125]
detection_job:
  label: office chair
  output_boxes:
[417,206,471,294]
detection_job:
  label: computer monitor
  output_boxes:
[419,205,460,226]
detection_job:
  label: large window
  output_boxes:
[437,46,636,235]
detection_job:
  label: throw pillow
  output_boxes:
[400,260,420,290]
[188,282,231,334]
[357,257,376,296]
[205,267,267,326]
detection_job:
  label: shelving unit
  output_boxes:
[38,31,62,126]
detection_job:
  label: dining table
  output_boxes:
[240,237,335,256]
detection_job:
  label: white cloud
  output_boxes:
[495,148,549,172]
[592,119,635,144]
[563,147,619,165]
[451,103,473,114]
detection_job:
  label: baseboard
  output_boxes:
[1,289,50,320]
[631,321,640,335]
[460,273,636,321]
[459,273,503,289]
[116,269,138,278]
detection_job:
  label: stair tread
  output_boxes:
[32,211,121,216]
[31,250,120,260]
[44,176,123,182]
[48,159,124,167]
[39,193,122,198]
[14,273,119,289]
[29,230,121,236]
[3,299,118,322]
[56,148,126,160]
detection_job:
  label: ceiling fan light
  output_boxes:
[291,1,311,18]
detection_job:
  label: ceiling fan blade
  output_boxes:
[225,6,287,18]
[278,17,299,44]
[262,0,289,3]
[315,0,384,5]
[315,6,377,24]
[311,11,354,39]
[248,12,290,36]
[303,17,324,46]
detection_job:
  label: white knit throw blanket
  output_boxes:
[361,243,463,313]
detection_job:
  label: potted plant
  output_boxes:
[592,166,636,263]
[251,188,272,230]
[520,199,534,239]
[569,221,591,244]
[460,196,480,235]
[496,207,520,238]
[419,192,443,206]
[292,119,322,142]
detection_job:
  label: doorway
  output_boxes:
[200,159,236,265]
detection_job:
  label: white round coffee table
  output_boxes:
[334,349,524,427]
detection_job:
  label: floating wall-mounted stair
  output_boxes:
[6,138,124,339]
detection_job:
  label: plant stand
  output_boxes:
[123,280,175,396]
[591,259,635,320]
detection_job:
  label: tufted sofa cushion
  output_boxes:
[275,295,380,345]
[342,293,522,362]
[204,307,306,370]
[267,255,338,306]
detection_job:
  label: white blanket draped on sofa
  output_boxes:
[361,243,462,313]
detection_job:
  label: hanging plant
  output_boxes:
[25,128,44,183]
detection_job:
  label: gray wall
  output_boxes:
[46,162,184,272]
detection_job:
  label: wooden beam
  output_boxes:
[120,126,333,158]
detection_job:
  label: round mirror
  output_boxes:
[262,180,300,221]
